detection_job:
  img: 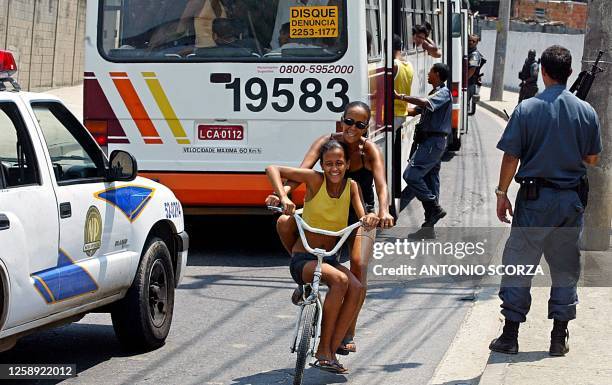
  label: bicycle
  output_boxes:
[268,206,362,385]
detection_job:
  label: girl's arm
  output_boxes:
[264,134,329,205]
[266,165,320,214]
[350,180,378,230]
[364,141,394,228]
[289,135,330,191]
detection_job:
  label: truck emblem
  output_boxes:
[83,206,102,256]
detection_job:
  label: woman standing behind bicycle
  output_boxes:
[266,140,378,373]
[266,101,394,355]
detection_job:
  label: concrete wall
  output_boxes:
[478,29,585,92]
[0,0,85,91]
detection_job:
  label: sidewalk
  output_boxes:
[428,239,612,384]
[477,87,519,121]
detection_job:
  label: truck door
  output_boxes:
[29,101,132,312]
[0,101,60,329]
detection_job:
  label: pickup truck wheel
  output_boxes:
[111,237,175,351]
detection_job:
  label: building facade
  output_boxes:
[513,0,587,30]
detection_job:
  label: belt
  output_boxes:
[540,179,580,192]
[424,132,448,138]
[517,177,579,191]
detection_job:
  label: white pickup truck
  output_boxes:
[0,51,188,353]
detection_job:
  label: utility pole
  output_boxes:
[581,0,611,251]
[490,0,511,101]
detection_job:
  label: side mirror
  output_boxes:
[107,150,138,182]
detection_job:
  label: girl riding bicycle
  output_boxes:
[266,139,378,373]
[266,101,392,356]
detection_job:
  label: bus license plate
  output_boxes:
[198,125,245,141]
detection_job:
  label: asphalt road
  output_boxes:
[0,109,507,385]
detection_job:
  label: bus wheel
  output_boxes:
[111,237,175,351]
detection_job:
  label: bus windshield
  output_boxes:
[99,0,346,62]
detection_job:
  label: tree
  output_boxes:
[490,0,511,101]
[581,0,611,251]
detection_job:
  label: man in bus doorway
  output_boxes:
[396,63,451,239]
[412,23,441,58]
[393,33,414,206]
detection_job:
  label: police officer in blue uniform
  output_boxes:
[467,34,483,103]
[396,63,452,239]
[489,46,602,356]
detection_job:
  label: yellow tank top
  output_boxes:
[394,58,414,117]
[302,176,351,232]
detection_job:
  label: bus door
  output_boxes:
[439,0,448,60]
[460,8,469,134]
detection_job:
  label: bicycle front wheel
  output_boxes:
[294,303,317,385]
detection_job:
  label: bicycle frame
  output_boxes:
[268,206,362,356]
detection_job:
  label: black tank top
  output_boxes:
[348,163,375,213]
[348,143,375,213]
[330,134,376,213]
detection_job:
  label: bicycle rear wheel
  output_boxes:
[294,303,317,385]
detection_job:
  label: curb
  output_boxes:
[477,101,510,121]
[427,286,504,385]
[428,235,509,385]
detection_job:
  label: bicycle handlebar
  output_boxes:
[267,205,362,257]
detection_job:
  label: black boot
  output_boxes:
[422,200,447,227]
[407,226,436,240]
[489,319,519,354]
[549,320,569,356]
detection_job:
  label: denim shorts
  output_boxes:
[289,252,342,285]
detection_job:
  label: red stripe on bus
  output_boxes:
[138,172,306,207]
[111,78,163,143]
[144,138,163,144]
[84,77,129,140]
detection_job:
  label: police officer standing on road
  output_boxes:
[467,35,483,103]
[396,63,451,239]
[518,49,540,103]
[490,45,602,357]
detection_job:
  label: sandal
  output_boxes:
[291,285,312,305]
[336,337,357,356]
[310,358,347,374]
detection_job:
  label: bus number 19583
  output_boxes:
[221,77,349,113]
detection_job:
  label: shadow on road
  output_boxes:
[186,215,289,267]
[0,322,130,384]
[230,367,349,385]
[488,350,550,364]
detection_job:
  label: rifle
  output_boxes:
[570,50,605,100]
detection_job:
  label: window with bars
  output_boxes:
[366,0,382,61]
[399,0,440,54]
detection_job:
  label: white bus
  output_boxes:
[448,0,471,150]
[84,0,455,215]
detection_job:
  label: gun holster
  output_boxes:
[517,177,540,201]
[577,175,589,208]
[413,123,427,144]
